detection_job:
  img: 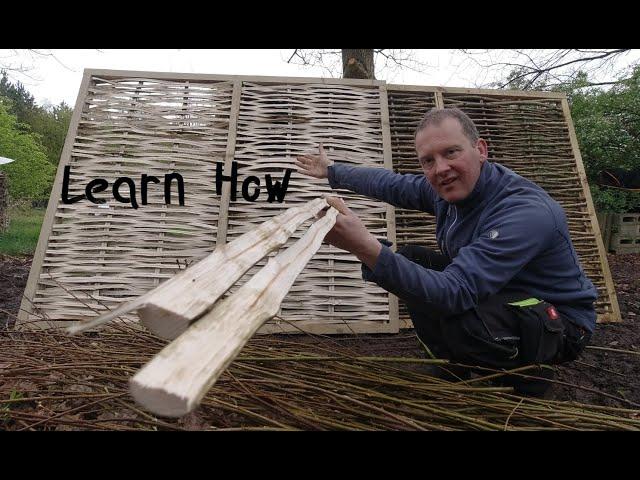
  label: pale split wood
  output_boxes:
[129,207,339,417]
[388,83,566,99]
[434,91,444,109]
[85,69,385,87]
[561,98,621,323]
[215,80,242,246]
[66,198,328,338]
[378,84,399,331]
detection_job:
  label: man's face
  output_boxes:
[415,117,488,203]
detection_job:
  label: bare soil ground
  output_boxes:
[2,253,639,409]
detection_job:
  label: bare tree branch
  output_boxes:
[458,49,636,90]
[287,49,299,64]
[29,50,76,73]
[285,49,433,79]
[0,49,76,83]
[285,49,344,77]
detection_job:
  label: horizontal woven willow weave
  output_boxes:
[387,87,618,324]
[18,72,397,333]
[16,71,619,333]
[23,76,234,326]
[225,81,393,334]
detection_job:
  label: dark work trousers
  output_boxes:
[396,245,592,375]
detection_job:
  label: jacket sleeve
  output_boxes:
[363,201,557,314]
[328,163,436,214]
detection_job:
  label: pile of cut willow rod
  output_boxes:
[1,315,639,431]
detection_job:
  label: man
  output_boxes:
[295,107,597,397]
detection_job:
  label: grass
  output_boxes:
[0,204,45,256]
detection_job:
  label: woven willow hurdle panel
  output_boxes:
[18,74,234,327]
[442,92,618,322]
[388,90,439,251]
[387,90,440,328]
[225,81,396,334]
[17,71,398,334]
[387,85,619,324]
[17,71,619,332]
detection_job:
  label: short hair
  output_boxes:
[414,107,479,144]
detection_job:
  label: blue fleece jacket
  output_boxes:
[328,161,598,332]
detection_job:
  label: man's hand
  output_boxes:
[295,143,334,179]
[322,196,382,270]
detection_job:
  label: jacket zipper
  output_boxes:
[444,205,458,257]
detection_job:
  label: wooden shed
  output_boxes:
[16,69,620,333]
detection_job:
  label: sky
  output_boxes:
[0,49,504,107]
[2,49,639,108]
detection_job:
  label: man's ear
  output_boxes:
[476,138,489,162]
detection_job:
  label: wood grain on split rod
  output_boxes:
[130,207,339,417]
[66,198,328,338]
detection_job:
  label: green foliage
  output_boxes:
[568,67,640,181]
[0,71,72,166]
[0,71,36,125]
[558,67,640,213]
[0,204,45,255]
[0,101,56,202]
[1,390,25,424]
[497,66,553,91]
[590,184,640,213]
[493,61,640,213]
[27,101,73,166]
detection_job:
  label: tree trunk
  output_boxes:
[342,49,375,79]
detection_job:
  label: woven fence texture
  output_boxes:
[387,88,616,324]
[26,77,234,324]
[226,82,393,334]
[17,72,617,332]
